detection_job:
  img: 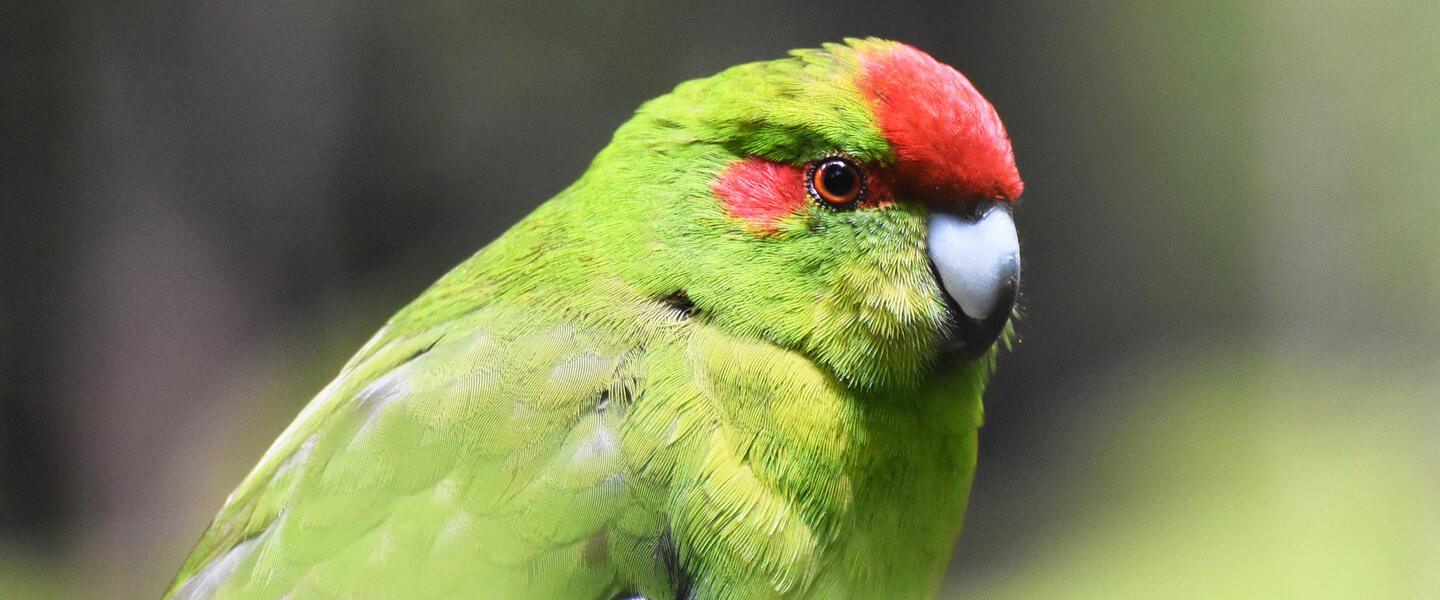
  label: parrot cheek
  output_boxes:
[926,203,1020,362]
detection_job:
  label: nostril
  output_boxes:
[960,199,1002,222]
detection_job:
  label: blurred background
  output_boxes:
[4,1,1438,598]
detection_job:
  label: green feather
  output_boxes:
[166,38,1004,600]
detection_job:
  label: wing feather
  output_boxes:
[165,306,650,600]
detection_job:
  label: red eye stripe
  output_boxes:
[713,158,809,233]
[713,157,897,233]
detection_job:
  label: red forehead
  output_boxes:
[857,44,1023,202]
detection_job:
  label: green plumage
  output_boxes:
[166,39,1007,600]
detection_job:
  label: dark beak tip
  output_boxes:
[943,272,1019,364]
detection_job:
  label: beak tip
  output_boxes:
[950,279,1018,363]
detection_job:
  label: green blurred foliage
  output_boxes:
[0,544,65,600]
[951,352,1440,599]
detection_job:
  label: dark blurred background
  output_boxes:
[4,1,1438,598]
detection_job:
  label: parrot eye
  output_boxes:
[807,156,865,209]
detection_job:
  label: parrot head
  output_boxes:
[490,38,1022,390]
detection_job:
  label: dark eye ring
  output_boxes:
[806,156,866,209]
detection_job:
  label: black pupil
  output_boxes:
[820,162,857,198]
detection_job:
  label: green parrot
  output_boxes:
[165,38,1024,600]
